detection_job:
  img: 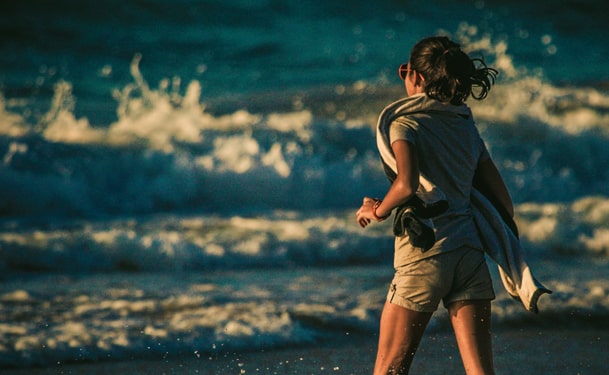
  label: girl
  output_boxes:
[356,36,506,374]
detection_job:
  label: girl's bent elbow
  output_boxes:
[404,185,417,198]
[396,179,417,201]
[406,178,419,197]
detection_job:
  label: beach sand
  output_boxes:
[5,327,607,374]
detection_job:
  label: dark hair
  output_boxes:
[409,36,498,105]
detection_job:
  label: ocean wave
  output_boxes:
[1,54,609,219]
[0,210,392,273]
[0,259,607,369]
[1,194,608,277]
[0,31,608,269]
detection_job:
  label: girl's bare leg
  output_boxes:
[373,301,433,375]
[448,300,495,375]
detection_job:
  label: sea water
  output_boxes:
[1,0,608,369]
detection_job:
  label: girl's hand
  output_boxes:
[356,197,377,228]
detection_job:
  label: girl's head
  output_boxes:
[404,36,497,105]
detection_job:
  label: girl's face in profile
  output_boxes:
[399,63,424,97]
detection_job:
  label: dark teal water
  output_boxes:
[1,0,607,117]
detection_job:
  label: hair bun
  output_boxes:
[409,36,497,105]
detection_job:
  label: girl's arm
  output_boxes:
[357,140,419,228]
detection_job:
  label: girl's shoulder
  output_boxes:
[390,113,421,128]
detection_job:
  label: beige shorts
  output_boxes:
[387,247,495,312]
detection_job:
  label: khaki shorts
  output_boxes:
[387,247,495,312]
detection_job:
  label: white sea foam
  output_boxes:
[1,194,608,277]
[2,44,608,217]
[1,52,609,269]
[0,257,607,368]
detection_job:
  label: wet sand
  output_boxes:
[5,327,607,374]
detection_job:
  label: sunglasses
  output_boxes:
[398,63,412,80]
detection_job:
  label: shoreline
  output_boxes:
[5,326,607,374]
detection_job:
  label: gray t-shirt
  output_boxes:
[389,101,490,267]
